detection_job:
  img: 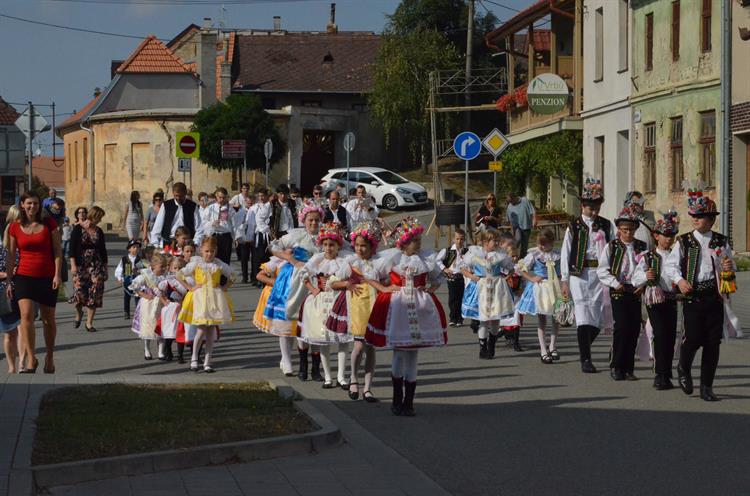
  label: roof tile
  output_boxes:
[116,35,193,74]
[0,97,20,126]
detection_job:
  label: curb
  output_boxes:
[30,380,341,492]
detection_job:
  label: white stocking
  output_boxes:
[403,349,419,382]
[319,345,332,383]
[336,343,349,384]
[279,337,294,374]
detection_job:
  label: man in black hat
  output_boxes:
[665,192,735,401]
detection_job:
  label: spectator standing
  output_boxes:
[69,206,108,332]
[323,190,348,231]
[73,206,88,226]
[506,192,537,258]
[475,194,502,231]
[6,191,63,374]
[271,185,298,239]
[123,191,144,241]
[150,182,200,248]
[345,185,379,225]
[143,192,164,244]
[42,188,66,225]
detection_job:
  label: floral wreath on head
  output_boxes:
[654,209,679,236]
[394,216,425,249]
[317,222,344,246]
[349,221,380,249]
[581,176,603,202]
[297,200,325,224]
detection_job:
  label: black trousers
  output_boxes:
[577,325,601,362]
[680,292,724,387]
[446,276,464,323]
[215,233,233,265]
[240,242,252,282]
[646,299,677,377]
[124,291,139,315]
[251,235,270,284]
[610,291,641,373]
[518,228,531,258]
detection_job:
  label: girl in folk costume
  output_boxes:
[129,252,169,360]
[178,236,236,373]
[516,228,562,364]
[365,218,447,417]
[163,226,191,258]
[181,242,196,263]
[157,256,188,362]
[597,204,648,381]
[561,177,616,373]
[253,256,298,376]
[298,222,351,389]
[327,221,382,402]
[665,184,737,401]
[632,211,680,390]
[460,229,515,360]
[499,232,525,352]
[265,201,324,381]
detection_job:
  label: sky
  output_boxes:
[0,0,528,155]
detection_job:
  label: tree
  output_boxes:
[191,94,286,173]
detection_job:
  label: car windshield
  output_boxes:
[373,171,408,184]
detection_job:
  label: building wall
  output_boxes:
[730,1,750,251]
[631,0,721,230]
[63,118,232,228]
[98,74,200,113]
[732,2,750,105]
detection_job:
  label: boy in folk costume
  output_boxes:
[665,185,736,401]
[561,177,616,373]
[439,229,468,327]
[115,239,142,319]
[597,204,648,381]
[632,211,680,390]
[624,191,653,250]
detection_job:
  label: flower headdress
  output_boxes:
[614,204,640,226]
[581,176,603,202]
[394,216,425,249]
[317,222,344,246]
[683,178,718,217]
[297,200,325,224]
[349,221,381,249]
[623,191,645,218]
[653,209,679,236]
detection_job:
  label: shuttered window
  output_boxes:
[645,13,653,71]
[701,0,711,53]
[671,1,680,61]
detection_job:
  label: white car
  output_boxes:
[320,167,428,210]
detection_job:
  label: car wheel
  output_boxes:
[383,194,399,211]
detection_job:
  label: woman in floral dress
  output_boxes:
[69,206,108,332]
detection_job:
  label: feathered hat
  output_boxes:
[394,216,425,249]
[297,200,325,224]
[317,222,344,246]
[623,191,645,218]
[614,204,641,226]
[349,221,381,249]
[653,209,679,236]
[581,176,604,203]
[684,179,718,217]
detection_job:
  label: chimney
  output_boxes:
[197,27,217,107]
[202,17,213,29]
[273,16,281,31]
[93,87,102,98]
[326,3,338,34]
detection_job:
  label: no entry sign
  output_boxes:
[176,132,200,158]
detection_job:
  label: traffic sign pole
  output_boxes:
[464,160,470,229]
[343,132,355,193]
[27,101,34,189]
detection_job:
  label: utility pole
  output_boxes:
[464,0,474,130]
[27,101,34,189]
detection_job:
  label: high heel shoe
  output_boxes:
[19,358,39,374]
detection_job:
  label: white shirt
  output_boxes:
[230,193,250,208]
[194,203,240,244]
[560,215,616,282]
[115,254,139,282]
[665,230,734,285]
[437,244,466,275]
[198,205,211,223]
[150,200,202,246]
[278,204,293,234]
[632,248,673,292]
[597,241,638,288]
[246,201,272,240]
[345,198,379,226]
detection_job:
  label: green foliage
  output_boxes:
[191,94,286,172]
[30,175,50,200]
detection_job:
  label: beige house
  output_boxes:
[56,35,232,229]
[730,1,750,251]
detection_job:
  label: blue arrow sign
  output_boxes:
[453,132,482,161]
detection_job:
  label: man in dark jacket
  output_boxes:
[323,190,348,231]
[270,184,298,239]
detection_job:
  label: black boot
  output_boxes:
[402,380,417,417]
[391,376,404,416]
[487,333,498,359]
[479,338,489,359]
[511,329,524,352]
[311,352,323,382]
[164,339,174,361]
[700,384,718,402]
[677,364,693,395]
[177,343,185,364]
[297,348,309,381]
[470,320,479,334]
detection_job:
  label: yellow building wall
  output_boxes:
[63,118,233,229]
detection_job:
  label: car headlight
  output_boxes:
[396,187,411,195]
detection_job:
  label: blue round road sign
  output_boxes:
[453,132,482,161]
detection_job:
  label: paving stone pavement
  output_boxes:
[2,239,750,495]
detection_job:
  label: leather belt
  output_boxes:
[583,260,598,268]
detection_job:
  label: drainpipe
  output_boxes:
[721,0,731,237]
[79,120,95,203]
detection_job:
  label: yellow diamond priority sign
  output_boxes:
[482,128,510,158]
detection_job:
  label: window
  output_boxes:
[301,100,322,108]
[82,137,88,179]
[672,1,680,61]
[67,143,72,180]
[701,0,711,52]
[618,0,628,71]
[595,7,603,81]
[74,140,79,181]
[670,117,683,191]
[351,103,367,112]
[699,111,716,187]
[594,136,605,196]
[643,122,656,193]
[373,170,408,184]
[645,13,654,71]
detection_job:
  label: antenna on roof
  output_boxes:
[218,4,226,29]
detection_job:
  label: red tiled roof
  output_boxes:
[0,97,20,126]
[514,30,551,52]
[234,32,381,93]
[57,94,100,130]
[116,35,193,74]
[31,156,65,188]
[486,0,571,48]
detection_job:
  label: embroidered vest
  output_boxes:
[678,231,727,285]
[568,216,612,276]
[442,247,467,270]
[161,199,197,240]
[608,239,646,279]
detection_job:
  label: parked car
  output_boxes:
[319,167,428,210]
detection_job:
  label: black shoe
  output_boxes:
[624,372,638,381]
[581,360,597,373]
[610,368,626,381]
[657,376,674,390]
[487,333,498,359]
[511,336,524,352]
[310,353,323,382]
[653,375,662,389]
[74,319,82,329]
[348,382,359,400]
[402,380,416,417]
[124,312,130,320]
[242,278,249,284]
[363,391,378,403]
[549,349,560,361]
[700,384,718,402]
[478,339,489,360]
[541,353,554,364]
[391,376,404,416]
[322,381,335,389]
[297,348,309,381]
[677,365,693,395]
